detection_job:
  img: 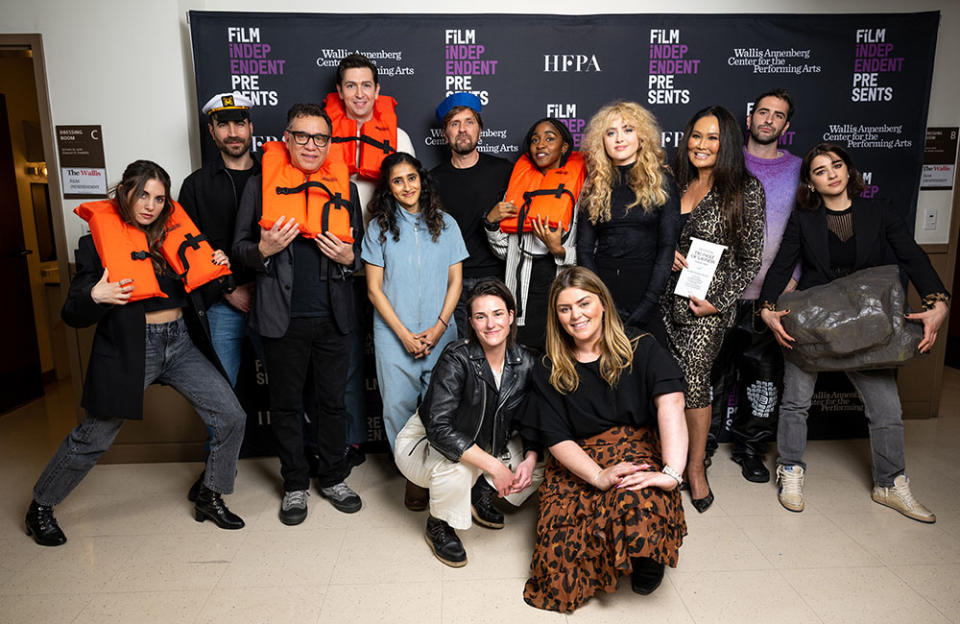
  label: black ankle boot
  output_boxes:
[194,485,245,530]
[630,556,665,595]
[187,470,205,502]
[25,500,67,547]
[471,478,504,529]
[425,515,467,567]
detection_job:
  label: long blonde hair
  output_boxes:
[545,267,638,394]
[580,101,668,224]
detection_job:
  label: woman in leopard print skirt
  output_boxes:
[663,106,765,513]
[521,266,688,613]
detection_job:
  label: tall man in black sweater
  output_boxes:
[430,93,513,337]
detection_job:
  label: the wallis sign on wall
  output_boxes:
[188,12,939,447]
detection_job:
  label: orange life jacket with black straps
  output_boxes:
[499,151,585,235]
[259,141,354,243]
[323,92,398,180]
[75,200,232,302]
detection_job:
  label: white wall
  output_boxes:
[1,0,957,253]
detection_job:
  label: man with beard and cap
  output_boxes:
[709,88,802,483]
[426,92,513,525]
[430,92,512,339]
[180,91,261,387]
[179,91,261,502]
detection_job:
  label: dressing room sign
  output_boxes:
[56,125,107,199]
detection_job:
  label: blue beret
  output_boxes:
[436,92,482,124]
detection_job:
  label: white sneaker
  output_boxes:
[776,464,805,512]
[872,475,936,523]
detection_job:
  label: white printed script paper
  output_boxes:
[674,237,727,300]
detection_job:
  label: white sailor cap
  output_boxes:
[201,92,254,121]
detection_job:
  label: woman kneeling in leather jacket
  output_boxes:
[395,279,542,567]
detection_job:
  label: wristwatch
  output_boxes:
[662,465,683,487]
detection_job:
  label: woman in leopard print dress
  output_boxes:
[521,266,687,613]
[662,106,765,513]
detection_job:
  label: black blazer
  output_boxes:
[62,235,221,420]
[759,198,947,304]
[232,175,363,339]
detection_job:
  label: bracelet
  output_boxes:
[662,465,683,487]
[590,467,603,487]
[758,301,778,314]
[437,316,449,328]
[921,292,950,311]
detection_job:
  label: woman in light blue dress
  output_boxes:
[362,153,468,463]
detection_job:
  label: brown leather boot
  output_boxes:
[404,479,429,511]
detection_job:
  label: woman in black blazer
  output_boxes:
[759,143,949,523]
[25,160,247,547]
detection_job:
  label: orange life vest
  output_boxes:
[324,92,398,180]
[499,151,585,235]
[259,141,354,243]
[75,200,232,302]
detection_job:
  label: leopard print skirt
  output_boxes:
[523,425,687,613]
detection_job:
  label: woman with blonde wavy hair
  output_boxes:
[577,101,680,345]
[521,266,688,613]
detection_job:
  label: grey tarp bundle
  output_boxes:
[776,265,922,372]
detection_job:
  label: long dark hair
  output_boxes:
[113,160,174,273]
[464,278,518,348]
[369,152,447,243]
[797,143,866,211]
[520,117,574,171]
[674,105,753,250]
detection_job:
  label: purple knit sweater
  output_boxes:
[742,146,801,300]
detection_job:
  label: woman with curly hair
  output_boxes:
[577,101,680,345]
[663,105,765,513]
[521,266,687,612]
[362,152,468,478]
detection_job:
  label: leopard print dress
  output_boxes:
[661,177,765,408]
[522,426,687,613]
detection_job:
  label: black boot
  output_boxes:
[732,453,770,483]
[425,515,467,567]
[25,500,67,547]
[194,484,245,530]
[630,556,665,595]
[471,478,504,529]
[187,471,205,502]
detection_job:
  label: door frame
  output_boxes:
[0,33,82,420]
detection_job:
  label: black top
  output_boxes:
[521,334,685,447]
[827,206,856,277]
[576,167,680,325]
[430,154,513,278]
[142,265,188,313]
[290,238,331,318]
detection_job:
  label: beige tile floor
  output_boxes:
[1,369,958,623]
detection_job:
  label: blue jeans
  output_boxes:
[207,300,247,387]
[777,360,905,486]
[33,318,246,505]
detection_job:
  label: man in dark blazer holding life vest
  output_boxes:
[233,102,364,525]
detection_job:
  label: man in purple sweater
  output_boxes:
[710,89,801,483]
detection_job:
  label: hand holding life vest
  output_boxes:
[90,267,134,306]
[258,215,300,259]
[530,215,565,257]
[486,200,519,224]
[315,230,355,266]
[75,200,233,302]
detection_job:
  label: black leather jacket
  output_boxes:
[420,338,538,462]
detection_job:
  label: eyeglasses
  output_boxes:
[286,129,331,147]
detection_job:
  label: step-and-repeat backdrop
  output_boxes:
[188,11,939,452]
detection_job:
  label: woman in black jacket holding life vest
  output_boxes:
[25,160,246,547]
[759,143,949,522]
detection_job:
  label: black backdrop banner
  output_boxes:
[188,11,939,449]
[189,11,939,224]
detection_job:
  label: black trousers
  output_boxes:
[710,300,783,456]
[262,316,350,491]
